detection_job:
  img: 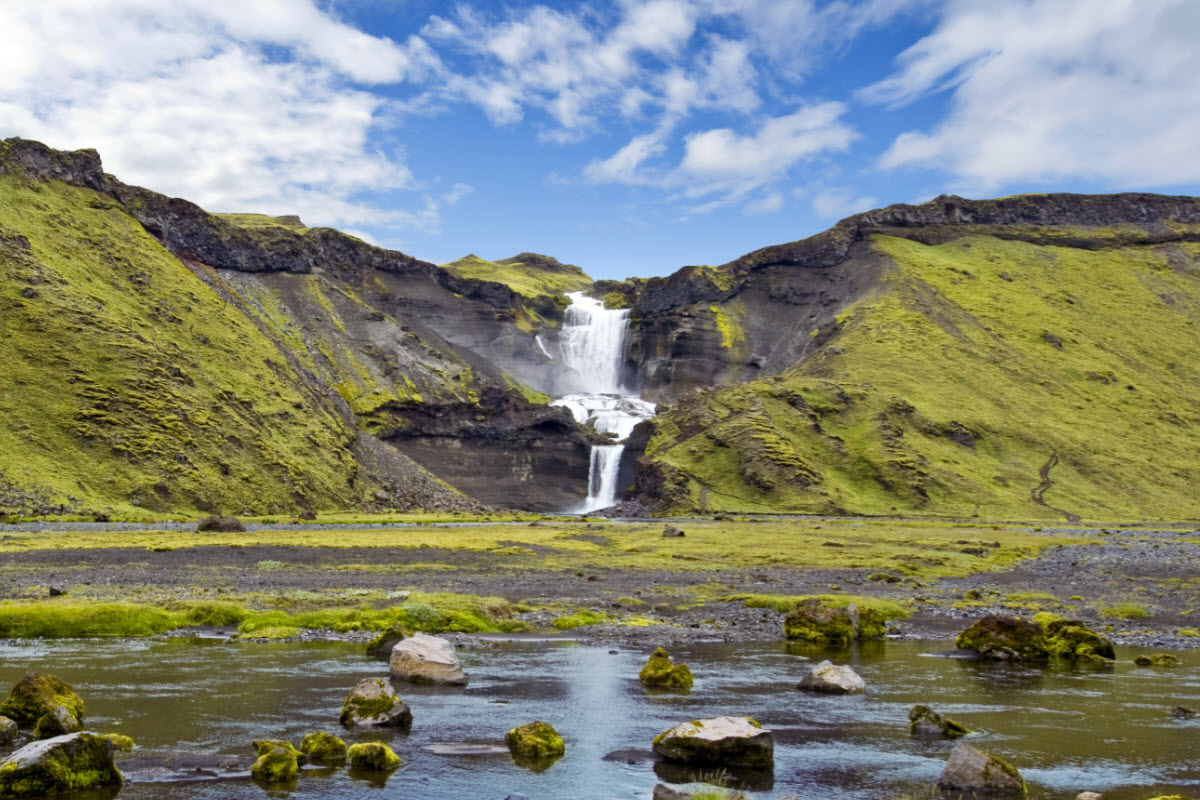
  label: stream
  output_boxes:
[1,637,1197,798]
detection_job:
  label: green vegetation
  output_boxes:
[551,609,608,629]
[646,232,1200,519]
[1101,602,1151,620]
[214,213,308,232]
[441,253,592,301]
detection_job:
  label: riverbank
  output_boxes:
[0,517,1196,649]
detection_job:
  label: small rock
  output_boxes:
[0,716,16,744]
[504,721,565,759]
[339,678,412,728]
[937,743,1027,797]
[20,288,37,299]
[908,704,970,738]
[299,731,347,763]
[194,516,245,533]
[47,586,66,597]
[0,733,123,796]
[347,741,402,771]
[33,705,82,739]
[1134,653,1180,667]
[652,716,773,767]
[798,660,865,695]
[1075,793,1106,800]
[250,742,298,785]
[662,525,685,538]
[389,632,468,685]
[1170,705,1195,719]
[639,647,694,691]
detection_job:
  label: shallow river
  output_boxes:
[1,636,1197,799]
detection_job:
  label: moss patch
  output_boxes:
[639,647,694,690]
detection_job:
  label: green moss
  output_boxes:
[104,733,135,752]
[1042,618,1115,661]
[250,742,299,784]
[299,731,347,762]
[441,254,592,301]
[908,704,970,738]
[1101,602,1151,620]
[347,742,402,771]
[1134,653,1181,667]
[551,609,609,629]
[0,672,84,725]
[32,706,81,739]
[365,624,411,657]
[214,213,308,232]
[0,732,124,796]
[955,616,1049,661]
[639,647,694,690]
[709,304,746,351]
[505,721,565,758]
[781,596,899,644]
[339,679,397,724]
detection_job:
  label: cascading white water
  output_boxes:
[550,292,655,512]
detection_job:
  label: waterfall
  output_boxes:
[550,291,655,512]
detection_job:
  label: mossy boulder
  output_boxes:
[908,704,970,738]
[652,716,773,768]
[504,721,565,759]
[365,624,411,659]
[0,732,123,796]
[639,647,694,691]
[299,731,347,763]
[1043,619,1115,662]
[104,733,134,752]
[195,516,245,532]
[937,743,1026,797]
[1135,653,1181,667]
[955,616,1050,662]
[0,673,85,726]
[347,741,402,771]
[32,706,81,740]
[252,739,307,765]
[783,598,884,645]
[250,742,298,785]
[340,678,412,728]
[0,717,15,745]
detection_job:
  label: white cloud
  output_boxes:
[584,129,671,184]
[811,187,879,219]
[866,0,1200,189]
[0,0,441,232]
[743,191,785,215]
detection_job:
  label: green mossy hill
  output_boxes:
[505,721,566,759]
[299,731,347,763]
[215,213,308,232]
[347,742,402,771]
[0,672,84,726]
[0,732,123,797]
[641,226,1200,519]
[442,253,592,302]
[250,742,299,784]
[639,647,694,690]
[782,597,889,645]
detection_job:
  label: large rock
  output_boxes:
[783,598,885,645]
[639,647,694,691]
[32,706,81,740]
[299,731,347,763]
[347,742,402,771]
[652,716,773,768]
[797,661,865,695]
[908,704,970,738]
[339,678,412,728]
[1043,619,1114,662]
[937,743,1027,797]
[955,616,1049,662]
[0,673,85,727]
[0,732,123,796]
[389,632,468,685]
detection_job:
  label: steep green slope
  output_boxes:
[0,173,360,516]
[642,232,1200,521]
[441,253,592,301]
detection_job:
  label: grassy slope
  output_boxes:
[0,174,362,516]
[214,213,308,232]
[647,233,1200,520]
[441,254,592,300]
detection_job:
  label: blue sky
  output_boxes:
[3,1,1200,281]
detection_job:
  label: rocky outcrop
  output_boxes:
[347,742,402,771]
[339,678,412,728]
[783,598,885,645]
[0,733,123,796]
[909,704,970,738]
[797,661,865,695]
[652,717,773,768]
[639,647,694,690]
[937,743,1027,797]
[389,633,468,685]
[0,673,84,727]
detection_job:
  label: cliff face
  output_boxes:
[0,138,590,515]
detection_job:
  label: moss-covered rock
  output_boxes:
[783,598,884,645]
[1043,619,1115,662]
[252,739,307,766]
[104,733,135,752]
[195,516,245,532]
[908,704,970,738]
[652,716,773,768]
[504,721,566,759]
[0,732,123,796]
[347,742,402,771]
[32,706,81,740]
[937,743,1026,797]
[299,731,347,763]
[365,624,411,659]
[955,615,1049,662]
[0,716,15,744]
[250,742,299,784]
[639,647,694,691]
[339,677,412,728]
[1135,653,1181,667]
[0,673,85,727]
